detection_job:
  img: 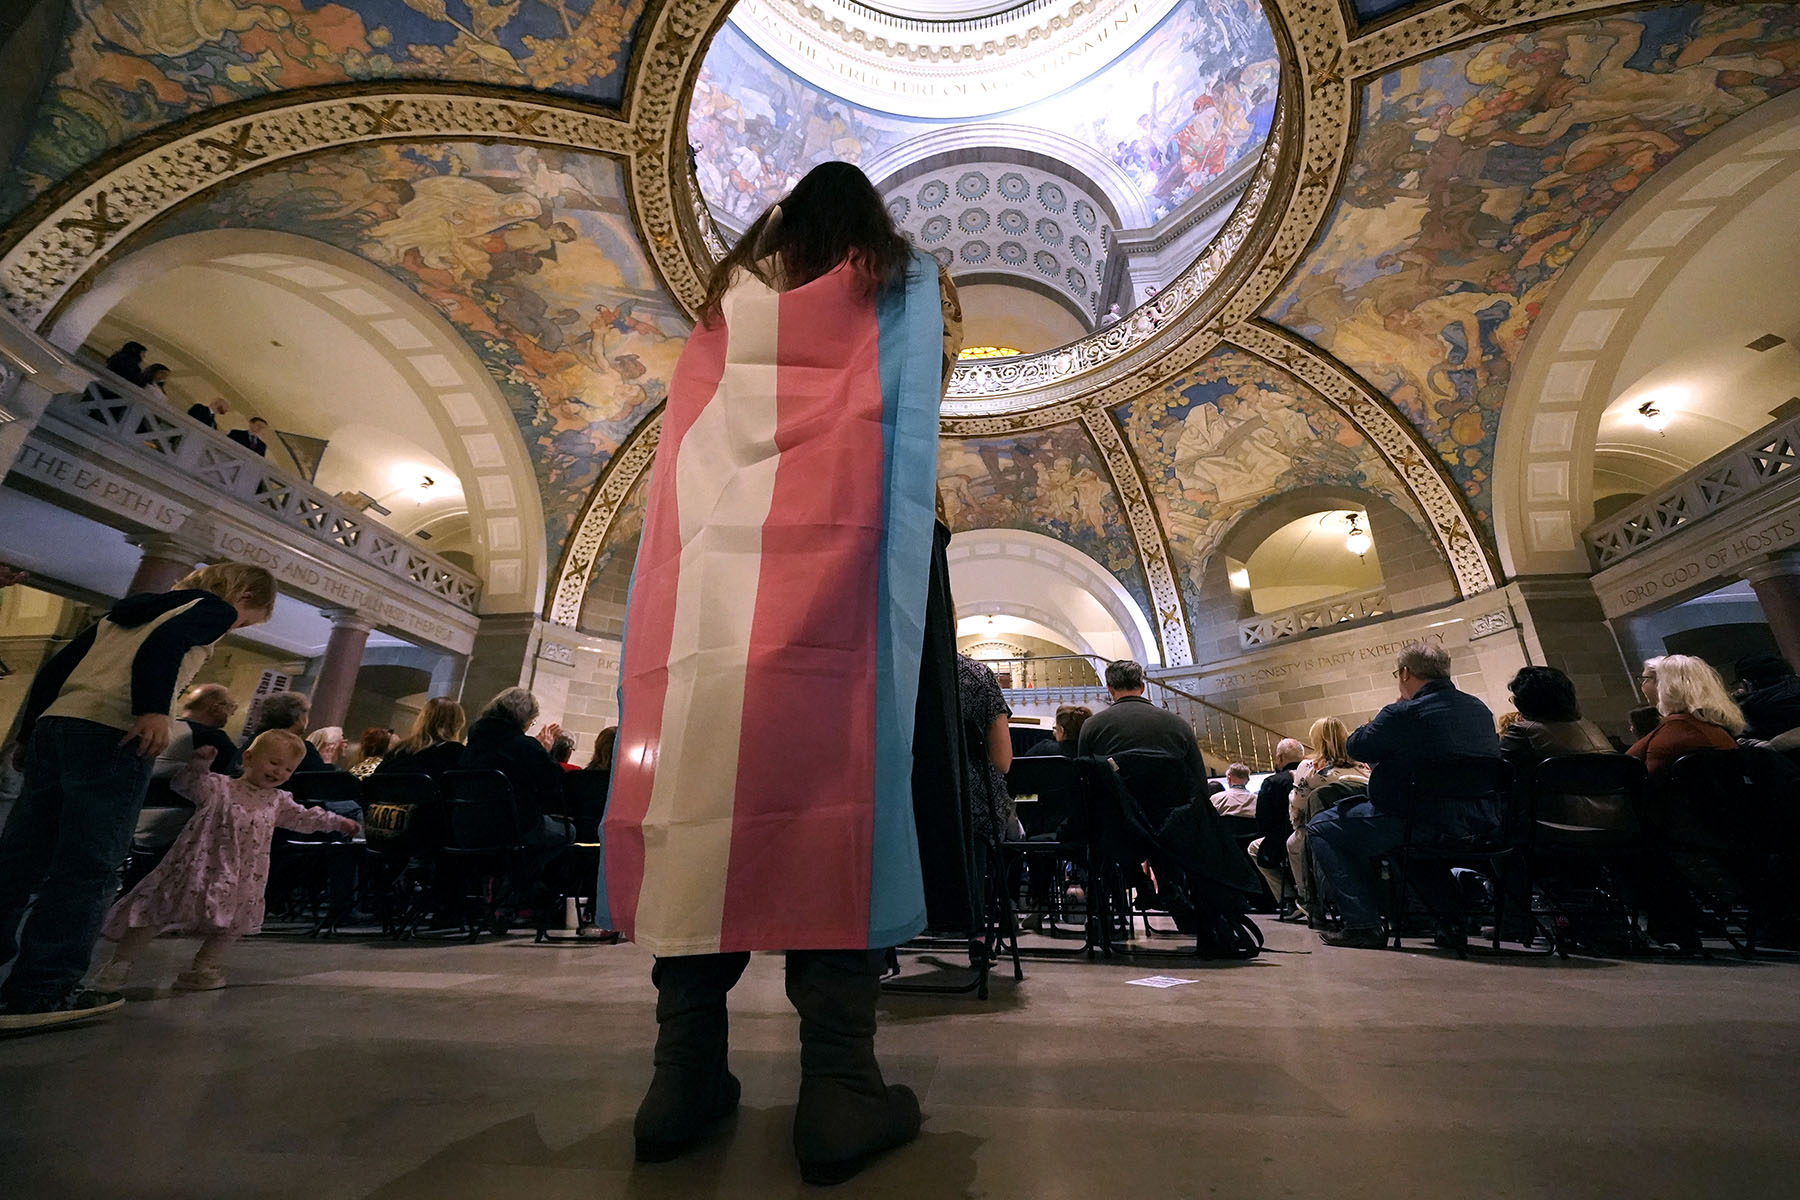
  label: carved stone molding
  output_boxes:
[549,408,663,627]
[1078,408,1194,667]
[625,0,737,314]
[1227,321,1500,598]
[1348,0,1629,77]
[0,92,634,328]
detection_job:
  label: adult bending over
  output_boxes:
[0,562,274,1030]
[598,161,960,1185]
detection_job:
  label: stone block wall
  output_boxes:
[1162,592,1538,744]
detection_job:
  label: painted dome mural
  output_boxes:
[690,0,1279,226]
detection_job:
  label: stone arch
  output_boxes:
[1185,482,1455,662]
[50,228,548,613]
[1494,87,1800,578]
[945,528,1159,667]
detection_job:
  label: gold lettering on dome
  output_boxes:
[1608,515,1800,614]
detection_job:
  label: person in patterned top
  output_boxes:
[95,730,358,993]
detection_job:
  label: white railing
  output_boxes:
[48,382,481,612]
[1585,410,1800,568]
[1239,585,1390,648]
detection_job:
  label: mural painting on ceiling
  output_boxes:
[690,0,1278,226]
[937,425,1153,621]
[581,465,648,626]
[1267,3,1800,522]
[1115,349,1422,626]
[141,140,687,547]
[2,0,647,219]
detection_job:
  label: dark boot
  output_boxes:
[634,952,749,1162]
[786,949,921,1185]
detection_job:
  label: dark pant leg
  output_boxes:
[0,726,69,969]
[1305,801,1407,933]
[1,719,153,1004]
[636,951,751,1153]
[786,948,919,1171]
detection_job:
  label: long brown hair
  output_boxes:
[395,697,466,756]
[700,161,912,325]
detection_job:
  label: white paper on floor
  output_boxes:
[1126,975,1198,989]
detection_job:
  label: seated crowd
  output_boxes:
[1,551,1794,1031]
[992,642,1800,958]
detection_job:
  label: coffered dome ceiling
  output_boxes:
[689,0,1280,348]
[4,1,1800,673]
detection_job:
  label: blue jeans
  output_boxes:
[1307,800,1480,933]
[0,718,155,1003]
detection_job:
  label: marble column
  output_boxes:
[1744,552,1800,671]
[310,608,374,731]
[125,534,198,595]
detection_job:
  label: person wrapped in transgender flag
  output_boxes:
[596,161,963,1184]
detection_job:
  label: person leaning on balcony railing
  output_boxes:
[228,416,270,456]
[187,396,229,429]
[0,561,276,1032]
[141,363,171,394]
[104,340,147,385]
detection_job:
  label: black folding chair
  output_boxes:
[559,770,611,843]
[1382,757,1514,956]
[1654,747,1800,956]
[270,771,363,935]
[359,773,448,938]
[1104,749,1198,943]
[1522,753,1648,957]
[440,769,535,940]
[518,770,617,944]
[1002,755,1101,957]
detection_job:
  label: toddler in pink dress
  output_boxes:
[97,729,359,992]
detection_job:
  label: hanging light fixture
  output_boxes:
[1637,399,1671,432]
[1344,512,1372,558]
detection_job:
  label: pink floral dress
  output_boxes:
[105,773,357,938]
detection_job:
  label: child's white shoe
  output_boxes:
[172,967,226,992]
[90,961,132,992]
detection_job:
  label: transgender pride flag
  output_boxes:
[596,250,943,956]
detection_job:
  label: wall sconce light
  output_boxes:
[1637,400,1671,432]
[1344,513,1372,558]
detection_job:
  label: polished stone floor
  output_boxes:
[4,922,1799,1199]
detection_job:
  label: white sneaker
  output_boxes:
[90,961,132,992]
[172,967,226,991]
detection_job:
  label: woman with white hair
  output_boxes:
[458,686,574,848]
[1626,655,1745,776]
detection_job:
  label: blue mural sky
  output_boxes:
[690,0,1278,227]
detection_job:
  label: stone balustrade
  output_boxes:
[1586,410,1800,570]
[1238,585,1390,649]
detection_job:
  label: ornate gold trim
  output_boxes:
[1228,321,1500,597]
[550,406,663,626]
[0,91,635,327]
[1079,407,1194,666]
[1348,0,1639,78]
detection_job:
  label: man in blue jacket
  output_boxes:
[1307,641,1500,949]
